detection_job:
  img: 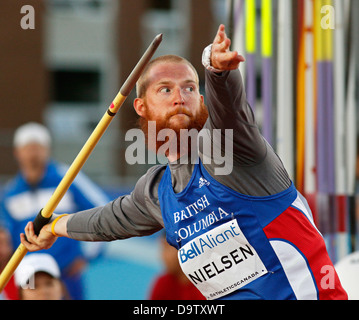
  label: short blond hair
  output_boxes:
[136,55,200,98]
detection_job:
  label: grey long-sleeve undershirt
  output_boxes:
[67,69,291,242]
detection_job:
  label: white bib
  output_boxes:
[178,219,268,300]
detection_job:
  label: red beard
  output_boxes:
[138,99,209,156]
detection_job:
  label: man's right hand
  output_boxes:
[20,220,57,252]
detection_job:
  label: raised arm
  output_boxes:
[202,25,267,167]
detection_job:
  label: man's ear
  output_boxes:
[133,98,146,117]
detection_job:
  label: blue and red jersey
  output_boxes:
[158,159,348,300]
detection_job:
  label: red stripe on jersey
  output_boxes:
[263,206,348,300]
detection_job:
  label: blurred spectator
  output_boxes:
[0,122,110,299]
[335,251,359,300]
[0,226,19,300]
[149,233,205,300]
[15,253,65,300]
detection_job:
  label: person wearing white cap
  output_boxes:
[15,253,64,300]
[12,122,52,186]
[0,122,110,299]
[13,122,52,148]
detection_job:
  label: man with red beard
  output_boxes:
[136,54,209,161]
[22,25,347,300]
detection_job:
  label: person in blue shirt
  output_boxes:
[0,122,110,299]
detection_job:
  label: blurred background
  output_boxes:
[0,0,358,299]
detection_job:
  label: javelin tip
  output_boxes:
[153,33,163,45]
[120,33,163,97]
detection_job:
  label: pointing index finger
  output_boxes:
[214,24,226,44]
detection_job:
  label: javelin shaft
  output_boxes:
[0,34,162,293]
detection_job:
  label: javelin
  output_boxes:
[0,33,163,293]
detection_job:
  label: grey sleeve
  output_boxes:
[67,165,166,241]
[200,69,291,196]
[203,69,267,165]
